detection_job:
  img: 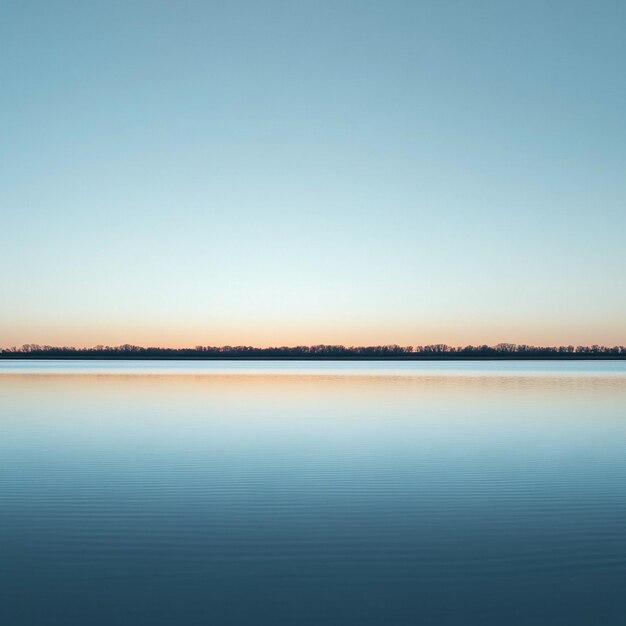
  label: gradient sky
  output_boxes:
[1,0,625,348]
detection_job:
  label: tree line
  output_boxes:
[1,343,625,359]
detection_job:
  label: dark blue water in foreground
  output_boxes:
[1,360,626,625]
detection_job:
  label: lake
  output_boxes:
[1,360,626,625]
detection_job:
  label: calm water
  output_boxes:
[1,360,626,625]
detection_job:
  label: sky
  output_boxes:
[1,0,625,348]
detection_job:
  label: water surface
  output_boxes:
[1,360,625,625]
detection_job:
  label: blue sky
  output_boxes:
[1,1,625,347]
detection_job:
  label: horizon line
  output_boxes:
[2,343,625,357]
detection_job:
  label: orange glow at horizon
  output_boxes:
[2,317,624,349]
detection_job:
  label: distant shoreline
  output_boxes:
[1,355,625,361]
[3,343,625,360]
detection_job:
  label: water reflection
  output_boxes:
[1,362,626,625]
